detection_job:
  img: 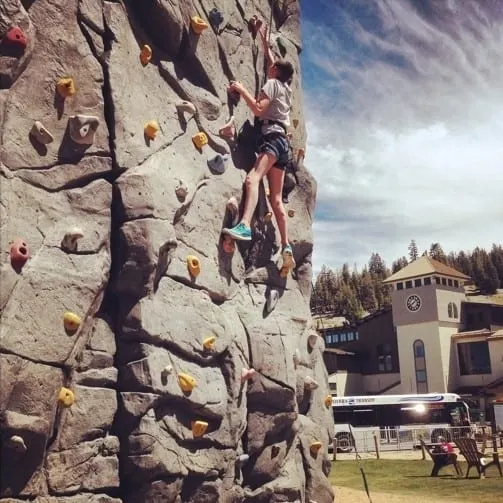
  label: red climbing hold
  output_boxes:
[10,238,30,272]
[5,26,27,49]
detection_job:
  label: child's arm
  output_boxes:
[260,25,275,72]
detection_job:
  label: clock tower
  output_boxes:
[383,256,470,393]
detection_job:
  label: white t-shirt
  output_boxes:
[260,78,292,135]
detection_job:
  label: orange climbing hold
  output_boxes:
[56,77,76,98]
[140,44,152,66]
[6,26,27,49]
[192,132,208,150]
[186,255,201,277]
[310,441,323,455]
[222,234,235,255]
[58,387,75,407]
[241,368,256,382]
[191,16,209,35]
[191,420,208,437]
[324,395,333,408]
[144,120,159,140]
[218,116,235,139]
[203,335,216,350]
[10,238,29,272]
[178,372,197,393]
[63,311,81,335]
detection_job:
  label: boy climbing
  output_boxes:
[222,23,295,271]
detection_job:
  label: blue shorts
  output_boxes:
[258,133,290,169]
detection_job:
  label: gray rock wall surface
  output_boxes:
[0,0,334,501]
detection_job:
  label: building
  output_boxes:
[320,256,503,421]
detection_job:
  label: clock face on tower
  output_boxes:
[406,294,422,312]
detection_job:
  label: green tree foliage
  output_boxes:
[311,243,503,320]
[408,239,418,262]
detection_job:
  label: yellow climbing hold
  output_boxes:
[140,44,152,66]
[58,387,75,407]
[144,120,159,140]
[203,335,216,350]
[56,77,76,98]
[191,16,209,35]
[178,372,197,393]
[192,132,208,150]
[310,441,323,455]
[324,395,333,408]
[63,311,81,334]
[191,420,208,437]
[187,255,201,277]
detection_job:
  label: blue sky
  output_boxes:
[299,0,503,274]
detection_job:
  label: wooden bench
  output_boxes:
[455,437,502,479]
[419,438,462,477]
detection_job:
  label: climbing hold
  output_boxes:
[304,376,320,390]
[288,209,295,217]
[293,348,301,367]
[175,100,197,116]
[241,368,256,382]
[7,435,27,453]
[310,441,323,455]
[186,255,201,278]
[191,16,209,35]
[263,212,273,223]
[191,420,208,437]
[293,119,299,128]
[140,44,152,66]
[63,311,81,335]
[30,121,54,145]
[249,15,263,37]
[265,187,270,197]
[6,26,27,49]
[144,120,160,140]
[222,234,235,255]
[61,227,84,252]
[203,335,216,350]
[238,453,250,464]
[68,115,100,145]
[175,181,188,201]
[226,196,239,226]
[162,365,173,376]
[207,153,228,175]
[276,36,287,57]
[10,238,30,272]
[297,148,305,162]
[324,395,333,408]
[208,8,224,30]
[265,289,279,314]
[308,333,319,349]
[192,132,208,150]
[58,387,75,407]
[218,116,236,139]
[56,77,76,98]
[178,372,197,393]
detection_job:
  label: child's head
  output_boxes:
[271,59,294,84]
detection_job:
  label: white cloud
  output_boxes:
[301,0,503,274]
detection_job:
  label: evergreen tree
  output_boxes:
[429,243,447,263]
[359,269,378,312]
[408,240,418,262]
[489,244,503,288]
[392,256,408,273]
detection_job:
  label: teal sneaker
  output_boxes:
[222,222,252,241]
[282,243,295,269]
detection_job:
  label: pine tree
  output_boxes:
[392,256,408,273]
[408,240,418,262]
[429,243,447,263]
[359,269,378,312]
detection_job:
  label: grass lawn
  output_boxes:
[329,459,503,503]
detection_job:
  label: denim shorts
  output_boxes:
[258,133,290,169]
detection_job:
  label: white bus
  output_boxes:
[332,393,471,452]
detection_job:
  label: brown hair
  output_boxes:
[274,59,294,84]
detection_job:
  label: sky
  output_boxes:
[299,0,503,275]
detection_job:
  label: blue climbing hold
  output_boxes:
[209,8,224,30]
[207,153,228,175]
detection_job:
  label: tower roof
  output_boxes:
[383,255,470,284]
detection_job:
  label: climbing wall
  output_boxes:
[0,1,335,502]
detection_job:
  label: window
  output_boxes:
[377,344,393,373]
[355,332,359,340]
[385,355,392,372]
[333,333,339,343]
[454,280,459,288]
[478,312,483,322]
[413,340,428,393]
[424,277,431,286]
[453,303,458,318]
[448,279,453,286]
[347,332,354,341]
[326,335,332,344]
[414,279,422,287]
[458,341,491,375]
[405,280,413,288]
[441,278,447,285]
[340,333,347,342]
[397,282,404,290]
[448,302,453,318]
[435,276,441,284]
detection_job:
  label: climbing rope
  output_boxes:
[349,424,373,503]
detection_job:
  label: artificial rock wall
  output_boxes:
[0,0,335,502]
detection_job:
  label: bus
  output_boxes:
[332,393,471,452]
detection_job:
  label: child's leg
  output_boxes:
[267,166,288,246]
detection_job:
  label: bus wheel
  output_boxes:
[431,428,451,443]
[335,432,354,453]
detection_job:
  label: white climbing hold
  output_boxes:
[162,365,173,376]
[7,435,27,453]
[68,115,100,145]
[304,376,319,390]
[238,453,249,464]
[61,227,84,252]
[207,153,228,175]
[241,368,256,382]
[30,121,54,145]
[293,348,301,367]
[219,115,235,139]
[176,100,197,117]
[265,289,279,314]
[226,196,239,226]
[307,332,319,349]
[175,181,188,201]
